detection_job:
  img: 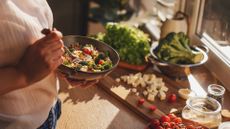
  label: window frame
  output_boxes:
[183,0,230,90]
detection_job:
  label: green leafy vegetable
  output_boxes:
[95,23,150,65]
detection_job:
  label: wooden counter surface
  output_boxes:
[57,66,230,129]
[56,78,147,129]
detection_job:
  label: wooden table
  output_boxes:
[57,66,230,129]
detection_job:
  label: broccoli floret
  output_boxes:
[79,61,88,66]
[154,32,203,64]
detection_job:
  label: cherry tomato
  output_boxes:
[150,119,160,127]
[149,105,157,111]
[138,98,145,105]
[167,113,177,120]
[173,117,182,124]
[98,59,104,64]
[83,48,92,55]
[160,115,171,123]
[168,94,177,103]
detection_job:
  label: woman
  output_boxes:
[0,0,95,129]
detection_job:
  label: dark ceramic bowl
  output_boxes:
[148,42,209,79]
[58,35,120,81]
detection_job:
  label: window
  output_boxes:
[198,0,230,64]
[184,0,230,90]
[199,0,230,45]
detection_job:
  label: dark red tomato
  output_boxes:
[98,60,104,64]
[167,113,177,120]
[168,94,177,103]
[173,117,182,124]
[160,115,171,123]
[83,48,92,55]
[150,119,160,127]
[186,125,195,129]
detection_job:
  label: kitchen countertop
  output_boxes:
[56,78,147,129]
[57,66,230,129]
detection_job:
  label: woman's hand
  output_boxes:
[17,29,64,85]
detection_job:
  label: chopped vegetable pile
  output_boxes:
[62,44,113,72]
[154,32,203,64]
[148,114,206,129]
[95,23,150,65]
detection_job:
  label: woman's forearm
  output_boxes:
[0,67,28,95]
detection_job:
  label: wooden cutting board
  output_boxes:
[98,67,188,121]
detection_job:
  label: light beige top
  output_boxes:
[0,0,58,129]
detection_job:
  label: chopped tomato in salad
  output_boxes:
[62,44,113,72]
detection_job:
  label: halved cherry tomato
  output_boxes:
[98,60,104,64]
[83,48,92,55]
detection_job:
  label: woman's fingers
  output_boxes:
[50,50,64,68]
[41,28,63,38]
[40,30,63,44]
[37,46,63,71]
[42,40,64,52]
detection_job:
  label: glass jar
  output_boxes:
[182,97,222,128]
[218,122,230,129]
[207,84,225,106]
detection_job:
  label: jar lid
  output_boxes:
[218,122,230,129]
